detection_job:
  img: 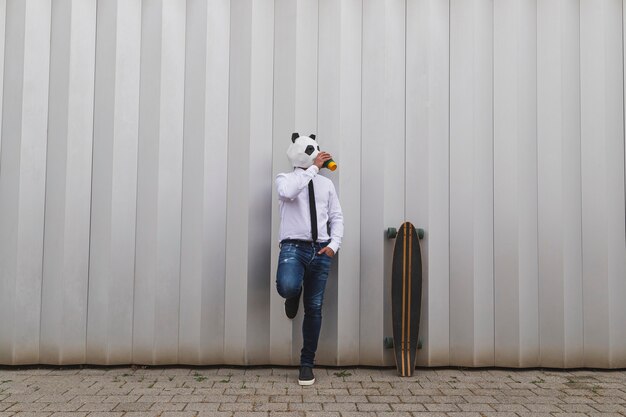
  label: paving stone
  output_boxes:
[159,412,197,417]
[123,412,160,417]
[219,403,254,412]
[377,412,411,417]
[184,403,220,412]
[85,413,123,417]
[587,414,623,417]
[321,402,357,412]
[367,395,400,403]
[430,395,465,404]
[68,397,103,405]
[235,396,270,404]
[4,395,43,403]
[268,396,301,403]
[333,395,365,403]
[204,395,238,403]
[12,414,53,417]
[390,403,426,412]
[315,389,348,396]
[301,396,335,403]
[457,403,495,412]
[524,403,563,413]
[463,395,498,404]
[286,403,322,412]
[42,404,82,413]
[355,403,391,412]
[113,403,152,412]
[149,403,187,412]
[103,395,140,403]
[491,403,528,412]
[590,404,626,413]
[551,414,590,417]
[48,413,88,417]
[136,395,171,403]
[76,403,116,412]
[251,403,287,412]
[171,395,205,403]
[7,404,48,412]
[424,403,461,412]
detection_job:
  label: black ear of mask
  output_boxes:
[291,132,299,143]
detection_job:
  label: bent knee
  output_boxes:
[277,283,301,299]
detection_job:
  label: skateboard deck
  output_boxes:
[390,222,422,376]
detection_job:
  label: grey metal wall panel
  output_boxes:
[178,0,230,365]
[0,0,5,159]
[269,0,295,366]
[317,0,362,366]
[450,0,494,367]
[317,0,340,366]
[581,0,626,368]
[406,0,450,367]
[40,0,96,365]
[1,0,626,367]
[493,0,539,368]
[0,0,51,365]
[360,0,406,366]
[224,0,274,365]
[537,0,584,368]
[245,0,274,365]
[133,0,186,364]
[87,0,141,365]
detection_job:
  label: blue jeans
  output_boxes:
[276,240,332,367]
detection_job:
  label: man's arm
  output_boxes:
[321,182,343,256]
[276,165,319,201]
[276,152,332,201]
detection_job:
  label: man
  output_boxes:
[275,133,344,386]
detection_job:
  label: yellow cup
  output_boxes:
[323,159,337,171]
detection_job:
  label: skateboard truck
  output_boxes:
[387,227,424,240]
[383,336,394,349]
[384,337,423,350]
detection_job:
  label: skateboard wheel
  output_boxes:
[383,337,394,349]
[417,228,425,239]
[387,227,397,239]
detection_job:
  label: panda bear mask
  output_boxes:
[287,133,320,169]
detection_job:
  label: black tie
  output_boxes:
[308,180,318,242]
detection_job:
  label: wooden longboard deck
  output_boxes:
[391,222,422,376]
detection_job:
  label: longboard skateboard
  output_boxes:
[388,222,423,377]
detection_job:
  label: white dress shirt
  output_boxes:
[276,165,344,254]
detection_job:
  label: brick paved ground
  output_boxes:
[0,366,625,417]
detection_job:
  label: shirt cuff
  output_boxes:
[327,241,340,254]
[307,165,319,175]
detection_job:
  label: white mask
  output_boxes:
[287,133,320,169]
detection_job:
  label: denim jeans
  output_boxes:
[276,240,332,367]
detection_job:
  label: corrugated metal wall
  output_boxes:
[0,0,625,368]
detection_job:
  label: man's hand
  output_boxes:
[314,152,332,169]
[318,246,335,258]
